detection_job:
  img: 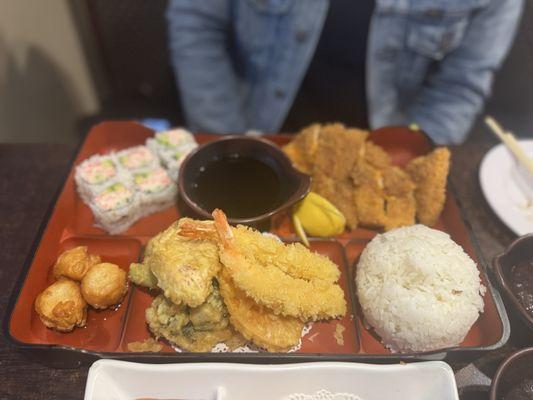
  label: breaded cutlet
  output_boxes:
[406,148,451,226]
[312,174,359,230]
[383,166,415,196]
[384,194,417,231]
[282,123,321,174]
[353,185,387,228]
[313,123,368,181]
[364,141,392,170]
[351,160,384,190]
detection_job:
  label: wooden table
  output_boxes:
[0,128,529,399]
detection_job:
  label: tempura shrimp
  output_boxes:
[179,210,347,321]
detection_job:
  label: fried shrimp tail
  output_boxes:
[178,218,217,240]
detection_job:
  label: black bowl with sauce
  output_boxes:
[178,135,311,227]
[490,347,533,400]
[493,234,533,331]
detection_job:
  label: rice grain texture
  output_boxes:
[356,225,485,353]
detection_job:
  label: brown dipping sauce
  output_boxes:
[504,379,533,400]
[188,154,283,219]
[509,260,533,315]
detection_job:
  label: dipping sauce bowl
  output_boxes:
[493,234,533,331]
[178,135,311,227]
[491,347,533,400]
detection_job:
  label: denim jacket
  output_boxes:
[167,0,522,144]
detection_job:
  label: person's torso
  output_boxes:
[230,0,490,132]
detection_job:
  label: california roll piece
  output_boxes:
[75,155,119,203]
[115,145,160,173]
[134,168,177,215]
[164,144,197,181]
[89,182,140,234]
[147,128,197,165]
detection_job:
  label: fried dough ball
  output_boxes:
[35,279,87,332]
[81,263,127,309]
[53,246,101,281]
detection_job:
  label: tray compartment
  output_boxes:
[10,235,142,351]
[119,240,359,355]
[346,205,506,355]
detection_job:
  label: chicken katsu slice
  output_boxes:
[364,141,392,170]
[353,186,387,228]
[312,174,358,229]
[142,219,221,307]
[383,166,415,196]
[351,159,385,189]
[282,123,321,174]
[382,167,416,230]
[384,195,417,231]
[313,123,368,181]
[218,270,304,352]
[406,147,451,226]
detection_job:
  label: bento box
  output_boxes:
[3,121,509,367]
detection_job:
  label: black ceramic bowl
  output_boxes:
[178,135,311,226]
[490,347,533,400]
[493,234,533,331]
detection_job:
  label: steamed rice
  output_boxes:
[356,225,485,353]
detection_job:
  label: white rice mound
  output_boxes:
[356,225,485,353]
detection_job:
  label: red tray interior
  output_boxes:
[8,121,504,357]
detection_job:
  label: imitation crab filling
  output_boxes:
[119,147,155,170]
[156,129,195,149]
[134,168,171,194]
[94,183,133,211]
[79,159,116,185]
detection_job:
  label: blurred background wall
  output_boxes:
[0,0,531,143]
[0,0,101,143]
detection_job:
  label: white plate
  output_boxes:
[479,140,533,235]
[84,360,459,400]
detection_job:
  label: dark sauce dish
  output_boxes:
[491,347,533,400]
[178,135,311,226]
[493,234,533,331]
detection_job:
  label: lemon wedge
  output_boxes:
[292,192,346,244]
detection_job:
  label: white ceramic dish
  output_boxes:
[479,140,533,235]
[84,360,459,400]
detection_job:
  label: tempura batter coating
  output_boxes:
[218,270,304,352]
[35,279,87,332]
[53,246,100,281]
[406,148,451,226]
[143,219,221,307]
[128,262,158,289]
[81,262,127,309]
[180,210,347,321]
[146,290,237,352]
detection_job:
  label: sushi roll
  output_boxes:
[164,144,197,181]
[75,155,119,203]
[115,145,160,173]
[133,168,177,215]
[146,128,197,166]
[89,182,140,235]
